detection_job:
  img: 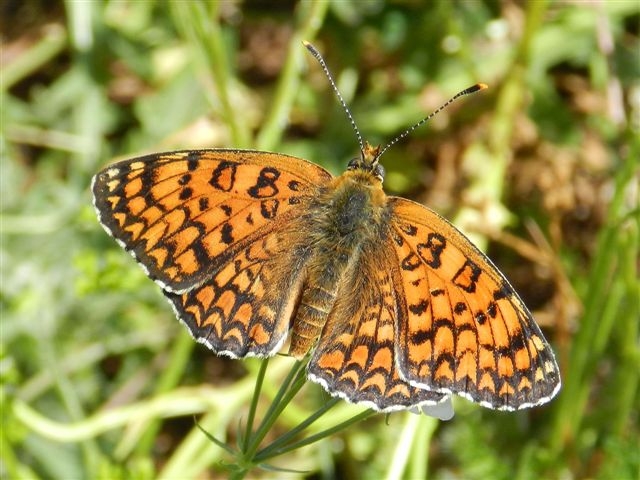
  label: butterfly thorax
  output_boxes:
[288,168,389,358]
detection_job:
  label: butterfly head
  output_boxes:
[304,41,487,188]
[347,141,385,181]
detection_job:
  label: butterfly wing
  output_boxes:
[388,197,561,410]
[164,224,313,358]
[93,149,333,358]
[307,241,446,411]
[92,149,333,293]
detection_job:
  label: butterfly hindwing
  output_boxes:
[165,224,314,358]
[307,241,446,411]
[388,197,561,410]
[92,149,332,293]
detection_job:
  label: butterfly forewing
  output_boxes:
[388,197,561,410]
[92,149,332,293]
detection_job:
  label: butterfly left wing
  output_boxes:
[388,197,561,410]
[92,149,333,358]
[92,149,333,293]
[164,221,313,358]
[307,241,447,411]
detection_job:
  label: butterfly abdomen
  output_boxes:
[288,170,389,357]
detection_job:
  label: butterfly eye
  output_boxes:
[347,158,360,170]
[373,164,385,180]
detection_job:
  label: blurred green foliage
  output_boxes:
[2,1,638,479]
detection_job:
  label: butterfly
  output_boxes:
[92,43,560,413]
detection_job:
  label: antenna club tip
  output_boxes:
[302,40,318,55]
[464,83,488,95]
[458,83,488,96]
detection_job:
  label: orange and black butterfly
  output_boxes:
[92,43,560,413]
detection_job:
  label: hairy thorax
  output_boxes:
[288,169,389,357]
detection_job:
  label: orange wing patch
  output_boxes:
[92,149,332,293]
[389,197,560,410]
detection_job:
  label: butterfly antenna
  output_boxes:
[376,83,488,160]
[303,41,365,153]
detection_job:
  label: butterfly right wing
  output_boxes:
[92,149,333,293]
[388,197,560,410]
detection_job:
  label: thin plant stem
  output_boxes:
[254,398,341,460]
[549,140,639,451]
[241,357,270,451]
[255,0,329,151]
[243,359,308,458]
[170,2,251,147]
[256,407,374,461]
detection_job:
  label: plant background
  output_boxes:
[2,1,638,479]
